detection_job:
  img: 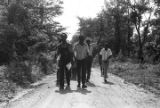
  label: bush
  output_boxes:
[0,26,18,65]
[6,61,33,86]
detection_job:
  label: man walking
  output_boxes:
[86,39,93,82]
[57,33,73,90]
[74,35,89,88]
[55,39,61,86]
[100,43,112,83]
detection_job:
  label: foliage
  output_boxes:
[0,0,64,84]
[76,0,160,63]
[77,0,134,56]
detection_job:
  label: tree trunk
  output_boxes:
[127,8,130,57]
[135,23,143,63]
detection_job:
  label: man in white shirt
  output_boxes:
[74,36,89,88]
[100,43,112,83]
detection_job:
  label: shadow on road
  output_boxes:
[87,82,96,87]
[29,83,48,89]
[55,88,92,95]
[103,81,114,85]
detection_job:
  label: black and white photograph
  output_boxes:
[0,0,160,108]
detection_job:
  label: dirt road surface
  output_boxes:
[1,68,160,108]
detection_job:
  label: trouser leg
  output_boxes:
[103,61,109,80]
[82,59,86,85]
[100,64,103,75]
[57,61,60,85]
[72,68,76,80]
[71,61,77,80]
[99,55,103,75]
[86,58,89,80]
[77,60,82,85]
[86,57,92,81]
[65,67,71,86]
[59,64,65,88]
[99,63,103,76]
[56,68,60,84]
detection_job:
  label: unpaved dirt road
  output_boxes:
[2,68,160,108]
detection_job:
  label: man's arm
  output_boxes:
[107,49,112,59]
[86,44,90,57]
[55,45,61,62]
[73,43,77,61]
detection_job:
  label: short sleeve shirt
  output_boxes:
[100,48,112,61]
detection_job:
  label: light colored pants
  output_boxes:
[102,61,109,80]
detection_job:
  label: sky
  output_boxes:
[56,0,105,40]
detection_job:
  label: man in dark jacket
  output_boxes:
[56,33,73,90]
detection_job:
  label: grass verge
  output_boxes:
[109,60,160,95]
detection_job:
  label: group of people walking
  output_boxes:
[55,33,112,90]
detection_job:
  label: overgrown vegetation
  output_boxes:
[0,0,64,101]
[110,60,160,94]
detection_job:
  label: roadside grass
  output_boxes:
[109,60,160,94]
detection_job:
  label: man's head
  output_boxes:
[79,35,85,44]
[86,39,91,45]
[105,43,109,50]
[61,33,67,42]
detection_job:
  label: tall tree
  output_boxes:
[129,0,152,62]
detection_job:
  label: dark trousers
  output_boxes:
[59,61,71,88]
[56,68,60,84]
[98,55,103,75]
[86,56,93,81]
[102,61,109,80]
[76,59,86,85]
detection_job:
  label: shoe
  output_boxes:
[82,85,87,89]
[77,84,81,88]
[86,80,89,83]
[104,79,107,83]
[66,85,71,90]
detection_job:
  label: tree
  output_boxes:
[0,0,64,84]
[129,0,152,62]
[77,0,134,56]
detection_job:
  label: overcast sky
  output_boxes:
[56,0,105,40]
